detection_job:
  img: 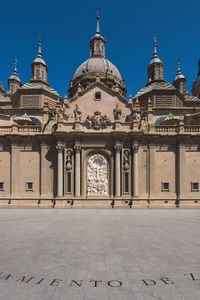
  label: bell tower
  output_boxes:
[192,59,200,98]
[90,13,105,58]
[173,58,186,94]
[146,37,164,86]
[7,57,22,95]
[30,40,49,85]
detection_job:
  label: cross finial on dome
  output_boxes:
[149,37,162,65]
[33,38,47,66]
[174,57,185,81]
[8,56,21,83]
[14,56,17,73]
[96,10,100,33]
[153,37,158,59]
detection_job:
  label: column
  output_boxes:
[114,144,122,197]
[11,144,18,196]
[40,143,51,196]
[56,143,64,197]
[148,144,155,198]
[132,142,139,197]
[177,143,185,200]
[74,145,81,197]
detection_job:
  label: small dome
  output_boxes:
[73,57,122,81]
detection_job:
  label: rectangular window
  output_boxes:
[42,71,44,81]
[67,172,71,193]
[191,182,199,192]
[0,182,4,191]
[124,172,129,193]
[155,69,160,80]
[161,182,169,192]
[36,70,39,80]
[26,182,33,191]
[11,84,14,94]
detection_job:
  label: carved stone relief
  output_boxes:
[87,154,108,196]
[85,111,111,130]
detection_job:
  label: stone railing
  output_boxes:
[154,126,179,133]
[154,125,200,135]
[0,125,41,134]
[184,126,200,133]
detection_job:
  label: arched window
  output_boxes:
[96,44,100,53]
[87,154,108,195]
[42,71,44,81]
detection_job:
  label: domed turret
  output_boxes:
[68,14,126,98]
[30,40,49,85]
[173,58,186,94]
[146,37,165,86]
[192,59,200,98]
[7,57,22,95]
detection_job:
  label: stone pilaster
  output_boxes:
[40,143,52,196]
[114,144,122,197]
[177,143,185,201]
[10,144,18,196]
[74,145,81,197]
[148,144,155,199]
[132,142,139,197]
[56,143,64,197]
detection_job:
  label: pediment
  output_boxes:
[66,83,131,124]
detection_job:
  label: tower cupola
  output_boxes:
[90,13,106,58]
[8,57,22,94]
[173,57,186,94]
[30,40,48,85]
[146,37,164,86]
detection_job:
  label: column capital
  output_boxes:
[132,142,139,153]
[56,143,64,153]
[74,145,81,153]
[114,144,122,153]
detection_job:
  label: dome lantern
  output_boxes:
[90,12,106,58]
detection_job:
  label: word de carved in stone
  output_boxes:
[85,111,111,130]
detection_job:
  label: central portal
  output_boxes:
[87,154,108,196]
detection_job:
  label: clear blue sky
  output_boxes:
[0,0,199,98]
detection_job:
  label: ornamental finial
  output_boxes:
[96,10,100,33]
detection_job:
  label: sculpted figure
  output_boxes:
[113,104,122,121]
[74,104,82,121]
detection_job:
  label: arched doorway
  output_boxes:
[87,154,108,196]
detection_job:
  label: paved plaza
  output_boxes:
[0,209,200,300]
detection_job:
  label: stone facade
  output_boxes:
[0,17,200,208]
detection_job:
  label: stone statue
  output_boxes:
[66,150,72,170]
[74,104,82,121]
[113,104,122,121]
[123,150,130,170]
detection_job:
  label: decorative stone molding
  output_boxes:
[85,111,111,130]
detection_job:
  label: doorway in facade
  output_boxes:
[87,153,108,196]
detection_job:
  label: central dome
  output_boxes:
[73,56,122,81]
